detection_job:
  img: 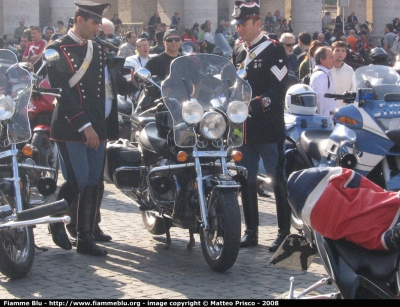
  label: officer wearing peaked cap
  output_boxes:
[45,0,118,256]
[230,1,291,252]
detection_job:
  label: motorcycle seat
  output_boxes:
[300,130,332,162]
[326,237,399,280]
[138,122,167,153]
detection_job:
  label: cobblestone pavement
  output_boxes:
[0,176,336,300]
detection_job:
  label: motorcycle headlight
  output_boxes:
[200,111,227,140]
[227,100,248,123]
[0,96,16,120]
[182,99,203,124]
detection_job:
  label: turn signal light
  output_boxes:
[231,150,243,162]
[337,116,358,125]
[177,151,188,162]
[22,144,34,157]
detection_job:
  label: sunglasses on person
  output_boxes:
[284,43,295,47]
[165,37,180,42]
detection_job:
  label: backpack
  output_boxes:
[301,68,330,88]
[390,34,399,55]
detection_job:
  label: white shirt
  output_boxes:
[310,65,336,117]
[330,62,357,108]
[204,32,214,44]
[126,54,151,72]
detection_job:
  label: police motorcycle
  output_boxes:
[271,167,400,299]
[105,53,251,272]
[287,64,400,192]
[0,49,69,279]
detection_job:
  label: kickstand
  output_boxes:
[162,214,171,249]
[35,244,48,252]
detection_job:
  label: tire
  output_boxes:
[31,131,59,185]
[0,191,35,279]
[200,189,241,272]
[141,211,167,235]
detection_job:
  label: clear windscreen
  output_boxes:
[161,54,251,147]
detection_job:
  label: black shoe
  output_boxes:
[77,233,108,256]
[93,226,112,242]
[240,229,258,248]
[257,190,271,198]
[268,234,287,252]
[49,223,72,250]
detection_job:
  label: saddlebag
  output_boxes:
[104,139,142,188]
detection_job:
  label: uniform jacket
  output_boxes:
[231,35,288,144]
[46,34,136,142]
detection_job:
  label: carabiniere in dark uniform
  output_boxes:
[231,36,288,145]
[47,33,114,143]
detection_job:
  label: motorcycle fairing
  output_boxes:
[285,113,332,143]
[161,54,251,148]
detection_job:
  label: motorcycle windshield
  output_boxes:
[214,33,233,58]
[161,54,251,147]
[0,50,32,144]
[355,65,400,99]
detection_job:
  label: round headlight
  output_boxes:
[0,96,16,120]
[227,100,249,123]
[200,111,227,140]
[182,99,203,124]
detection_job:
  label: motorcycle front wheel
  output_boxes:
[200,189,241,272]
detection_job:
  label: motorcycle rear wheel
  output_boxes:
[200,189,241,272]
[31,131,59,185]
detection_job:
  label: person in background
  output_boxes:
[197,23,206,41]
[382,23,397,66]
[42,21,56,34]
[317,32,330,46]
[14,34,29,61]
[322,11,332,31]
[170,12,181,30]
[56,21,67,34]
[146,29,181,81]
[22,26,47,64]
[181,28,197,44]
[230,1,290,252]
[110,13,122,33]
[150,30,165,54]
[298,40,323,79]
[14,19,28,42]
[117,31,137,58]
[42,27,55,42]
[346,29,359,52]
[357,30,374,65]
[330,41,356,108]
[346,11,358,30]
[191,23,199,39]
[264,12,274,32]
[126,38,152,72]
[309,46,336,117]
[280,32,298,77]
[148,12,161,40]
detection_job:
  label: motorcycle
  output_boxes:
[286,64,400,191]
[271,166,400,299]
[106,53,251,272]
[27,49,62,205]
[0,49,69,279]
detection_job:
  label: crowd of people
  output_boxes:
[2,0,400,257]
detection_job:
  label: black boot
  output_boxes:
[93,186,112,242]
[76,185,107,256]
[240,183,259,248]
[49,182,73,250]
[269,181,291,252]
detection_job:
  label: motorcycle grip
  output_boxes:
[34,87,62,95]
[16,199,68,221]
[323,93,343,99]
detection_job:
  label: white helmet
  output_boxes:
[285,84,317,115]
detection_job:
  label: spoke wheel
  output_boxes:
[200,189,241,272]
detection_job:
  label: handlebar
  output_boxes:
[32,87,62,98]
[324,92,356,102]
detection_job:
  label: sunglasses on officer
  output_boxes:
[165,37,180,43]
